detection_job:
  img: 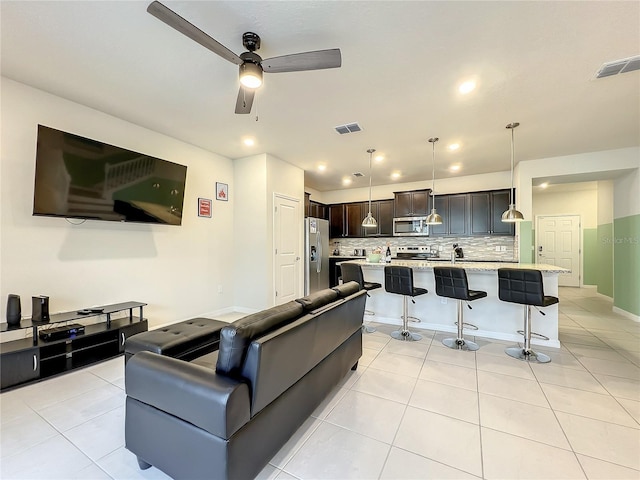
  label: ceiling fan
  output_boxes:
[147,1,342,114]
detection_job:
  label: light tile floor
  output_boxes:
[1,287,639,479]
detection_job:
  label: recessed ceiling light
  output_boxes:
[539,182,549,189]
[448,143,460,151]
[243,138,255,146]
[318,164,326,172]
[391,172,401,180]
[450,164,461,172]
[342,177,352,186]
[375,154,384,162]
[458,80,476,94]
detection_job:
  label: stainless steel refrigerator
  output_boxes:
[304,217,329,295]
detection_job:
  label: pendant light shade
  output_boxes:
[362,148,378,228]
[426,137,443,225]
[502,122,524,223]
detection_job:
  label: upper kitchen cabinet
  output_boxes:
[363,199,394,237]
[329,204,345,238]
[429,194,468,236]
[394,189,430,217]
[304,192,328,220]
[469,190,514,236]
[345,202,366,237]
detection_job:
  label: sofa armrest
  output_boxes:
[125,351,250,440]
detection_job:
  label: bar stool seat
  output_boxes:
[340,262,381,333]
[498,268,559,363]
[384,266,428,341]
[433,266,487,351]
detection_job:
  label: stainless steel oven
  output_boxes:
[392,216,429,236]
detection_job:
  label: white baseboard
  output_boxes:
[613,306,640,323]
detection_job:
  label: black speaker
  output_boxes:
[6,294,21,326]
[32,296,50,322]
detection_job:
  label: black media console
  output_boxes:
[0,301,147,391]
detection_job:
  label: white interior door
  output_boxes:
[274,194,301,305]
[536,215,581,287]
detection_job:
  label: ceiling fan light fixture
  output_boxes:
[239,62,263,88]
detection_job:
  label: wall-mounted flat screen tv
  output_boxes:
[33,125,187,225]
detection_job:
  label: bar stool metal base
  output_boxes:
[505,346,551,363]
[442,300,478,351]
[442,337,479,351]
[391,329,422,342]
[391,296,421,342]
[362,324,377,334]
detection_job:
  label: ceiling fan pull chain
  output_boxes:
[255,93,259,122]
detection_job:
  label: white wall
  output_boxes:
[597,181,614,225]
[533,185,598,228]
[0,78,236,327]
[614,168,640,219]
[233,153,305,311]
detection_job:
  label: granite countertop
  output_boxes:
[341,259,570,273]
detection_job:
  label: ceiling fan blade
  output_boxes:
[235,86,255,114]
[262,49,341,73]
[147,1,243,65]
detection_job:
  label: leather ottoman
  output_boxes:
[124,317,229,363]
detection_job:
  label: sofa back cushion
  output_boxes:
[295,289,339,311]
[332,281,361,298]
[241,289,366,416]
[216,301,304,376]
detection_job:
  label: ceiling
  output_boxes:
[2,1,639,192]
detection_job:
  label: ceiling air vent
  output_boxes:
[595,55,640,78]
[353,172,364,177]
[335,122,362,134]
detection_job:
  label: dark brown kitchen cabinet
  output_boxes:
[345,202,366,237]
[329,204,345,238]
[362,199,394,237]
[394,190,430,217]
[378,199,394,236]
[488,190,513,235]
[469,190,514,236]
[429,194,468,236]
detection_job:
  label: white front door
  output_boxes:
[536,215,581,287]
[274,194,302,305]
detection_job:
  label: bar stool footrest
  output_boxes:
[455,321,478,331]
[516,330,549,341]
[505,346,551,363]
[403,315,421,323]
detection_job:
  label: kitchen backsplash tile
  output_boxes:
[330,236,517,261]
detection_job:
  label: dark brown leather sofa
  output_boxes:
[124,282,366,480]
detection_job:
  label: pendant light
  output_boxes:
[502,122,525,222]
[426,137,443,225]
[362,148,378,228]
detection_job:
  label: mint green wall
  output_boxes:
[613,214,640,316]
[519,221,533,263]
[583,228,598,285]
[597,223,614,297]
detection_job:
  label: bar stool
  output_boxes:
[433,266,487,351]
[384,266,428,341]
[498,268,559,363]
[340,262,382,333]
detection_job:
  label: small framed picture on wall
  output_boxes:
[216,182,228,201]
[198,198,212,217]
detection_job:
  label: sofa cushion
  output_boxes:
[332,281,361,298]
[216,301,304,376]
[295,289,339,311]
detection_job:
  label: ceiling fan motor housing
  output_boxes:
[242,32,261,52]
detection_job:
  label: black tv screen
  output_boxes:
[33,125,187,225]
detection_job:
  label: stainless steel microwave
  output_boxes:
[393,216,429,236]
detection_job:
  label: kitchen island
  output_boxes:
[340,260,570,348]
